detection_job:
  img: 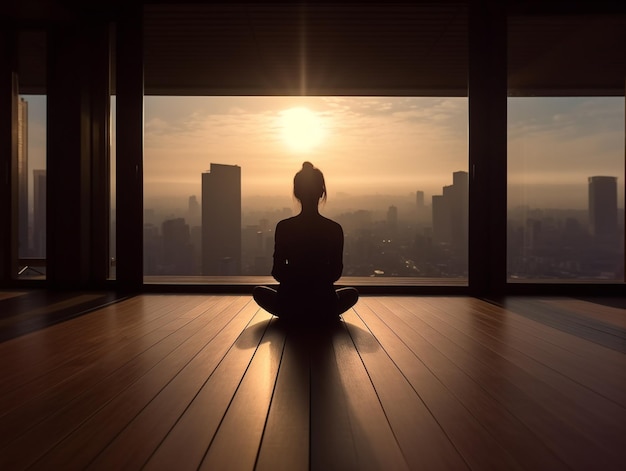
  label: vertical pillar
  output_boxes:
[89,23,112,286]
[47,23,91,288]
[115,4,144,292]
[468,0,507,296]
[47,19,111,289]
[0,29,19,285]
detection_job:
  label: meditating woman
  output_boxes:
[253,162,358,322]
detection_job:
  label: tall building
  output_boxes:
[432,194,451,244]
[162,218,193,275]
[17,98,29,256]
[431,171,468,252]
[588,176,618,242]
[450,171,469,256]
[187,195,200,227]
[416,190,428,224]
[416,190,424,209]
[201,163,241,275]
[32,169,46,257]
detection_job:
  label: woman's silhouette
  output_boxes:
[253,162,358,322]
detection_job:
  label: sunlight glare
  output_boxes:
[278,107,327,152]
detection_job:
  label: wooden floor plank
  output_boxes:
[342,307,471,471]
[80,299,260,468]
[467,297,626,377]
[0,296,249,469]
[417,296,626,440]
[308,323,362,471]
[0,296,217,416]
[198,316,286,470]
[0,291,27,301]
[34,298,260,470]
[329,318,410,471]
[0,296,226,440]
[545,298,626,329]
[396,300,616,469]
[0,294,623,471]
[255,328,311,471]
[432,297,626,407]
[378,296,626,471]
[495,296,626,353]
[0,295,185,392]
[357,298,529,471]
[0,290,125,342]
[0,294,104,329]
[141,310,274,470]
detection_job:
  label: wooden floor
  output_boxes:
[0,294,625,470]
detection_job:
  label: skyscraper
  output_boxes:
[450,171,468,256]
[32,169,46,257]
[588,176,618,242]
[187,195,200,227]
[201,163,241,275]
[416,190,427,224]
[432,194,450,244]
[416,190,424,209]
[431,171,468,252]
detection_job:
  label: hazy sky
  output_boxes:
[140,96,468,203]
[24,95,624,210]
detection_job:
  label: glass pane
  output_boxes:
[109,95,116,279]
[507,14,625,282]
[143,96,468,284]
[16,95,47,279]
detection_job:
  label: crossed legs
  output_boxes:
[253,285,359,319]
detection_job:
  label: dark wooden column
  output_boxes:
[47,20,111,289]
[468,0,507,296]
[47,23,90,287]
[89,23,112,286]
[115,5,144,292]
[0,29,19,285]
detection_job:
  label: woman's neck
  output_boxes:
[299,200,320,216]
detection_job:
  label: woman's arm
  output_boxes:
[271,222,287,282]
[328,223,344,282]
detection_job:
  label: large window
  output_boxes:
[17,31,47,280]
[18,96,47,265]
[142,96,468,283]
[507,97,624,281]
[140,2,469,286]
[507,15,625,282]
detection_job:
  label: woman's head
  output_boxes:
[294,161,327,205]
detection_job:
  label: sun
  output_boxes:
[278,107,327,152]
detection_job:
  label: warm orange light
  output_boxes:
[278,107,327,152]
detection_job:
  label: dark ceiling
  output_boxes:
[10,1,626,96]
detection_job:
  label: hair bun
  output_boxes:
[302,161,314,170]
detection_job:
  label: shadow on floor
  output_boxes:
[0,290,127,343]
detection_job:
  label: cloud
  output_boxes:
[141,96,471,202]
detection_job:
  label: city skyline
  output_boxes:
[139,165,622,280]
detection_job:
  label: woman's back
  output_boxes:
[272,214,343,288]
